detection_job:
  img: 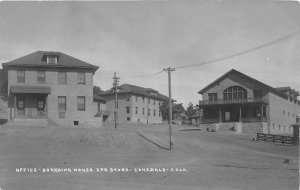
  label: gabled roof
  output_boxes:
[100,83,169,101]
[2,51,99,72]
[198,69,287,99]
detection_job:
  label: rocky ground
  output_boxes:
[0,122,298,190]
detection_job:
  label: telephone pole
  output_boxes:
[163,67,175,150]
[113,72,120,129]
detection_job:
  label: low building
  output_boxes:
[93,93,109,122]
[198,69,300,135]
[99,84,168,124]
[2,51,102,127]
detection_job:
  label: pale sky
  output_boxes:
[0,0,299,107]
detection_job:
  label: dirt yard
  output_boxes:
[0,122,298,190]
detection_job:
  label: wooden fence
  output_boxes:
[256,133,294,146]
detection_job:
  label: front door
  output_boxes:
[37,99,45,117]
[17,97,25,116]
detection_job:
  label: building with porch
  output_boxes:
[99,84,168,124]
[198,69,300,135]
[2,51,102,127]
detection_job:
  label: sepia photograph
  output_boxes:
[0,0,299,189]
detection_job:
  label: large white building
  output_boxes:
[100,84,168,124]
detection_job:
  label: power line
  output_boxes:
[123,70,164,79]
[174,30,300,70]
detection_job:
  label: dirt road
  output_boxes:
[0,123,298,190]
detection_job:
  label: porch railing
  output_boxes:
[242,117,267,122]
[201,117,267,124]
[199,97,268,106]
[16,108,47,118]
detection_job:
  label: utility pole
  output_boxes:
[163,67,175,150]
[113,72,120,129]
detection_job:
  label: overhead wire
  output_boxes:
[174,30,300,70]
[98,30,300,81]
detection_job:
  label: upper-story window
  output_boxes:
[17,70,25,83]
[37,71,45,84]
[208,93,217,101]
[77,96,85,111]
[77,72,85,84]
[223,86,247,100]
[58,72,67,84]
[47,56,58,64]
[58,96,66,111]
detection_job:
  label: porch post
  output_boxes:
[14,94,16,118]
[239,107,242,122]
[45,96,48,117]
[261,104,263,121]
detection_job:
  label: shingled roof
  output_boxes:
[198,69,288,99]
[100,84,169,101]
[2,51,99,72]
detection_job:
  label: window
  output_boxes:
[148,98,150,104]
[78,72,85,84]
[58,96,66,111]
[17,100,25,109]
[288,112,290,117]
[223,86,247,101]
[37,71,45,84]
[279,125,281,130]
[148,108,150,116]
[284,126,286,131]
[59,112,65,119]
[136,96,138,102]
[17,70,25,83]
[74,121,79,126]
[143,97,145,103]
[283,110,285,115]
[159,111,161,117]
[153,109,156,116]
[37,100,44,109]
[47,56,57,64]
[208,93,217,102]
[58,72,67,84]
[135,107,138,114]
[127,117,130,121]
[272,124,274,129]
[77,96,85,111]
[154,100,155,105]
[142,108,145,115]
[126,106,130,114]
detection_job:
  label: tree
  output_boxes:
[159,101,169,120]
[185,102,197,118]
[93,85,102,94]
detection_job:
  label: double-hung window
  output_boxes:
[58,72,67,84]
[77,96,85,111]
[37,71,45,84]
[78,72,85,84]
[17,70,25,83]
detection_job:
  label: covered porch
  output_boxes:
[200,100,268,124]
[9,85,51,119]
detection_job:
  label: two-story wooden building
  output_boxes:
[198,69,300,135]
[2,51,102,127]
[99,84,168,124]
